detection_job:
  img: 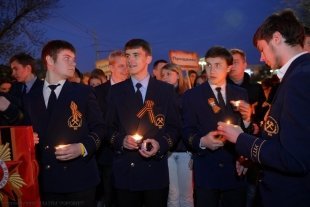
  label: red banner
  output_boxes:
[0,126,40,207]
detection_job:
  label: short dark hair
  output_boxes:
[41,40,76,68]
[304,26,310,36]
[253,9,304,48]
[153,59,168,69]
[205,46,233,66]
[9,53,37,74]
[124,39,152,55]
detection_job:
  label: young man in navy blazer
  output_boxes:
[105,39,180,207]
[182,46,253,207]
[218,10,310,207]
[95,50,128,207]
[24,40,104,207]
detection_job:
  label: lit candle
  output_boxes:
[132,134,143,143]
[55,144,68,150]
[232,100,240,111]
[226,120,231,125]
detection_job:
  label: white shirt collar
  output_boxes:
[131,74,150,91]
[43,79,66,107]
[209,82,227,104]
[277,52,307,81]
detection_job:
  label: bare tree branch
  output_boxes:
[0,0,59,63]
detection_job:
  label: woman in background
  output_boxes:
[161,63,193,207]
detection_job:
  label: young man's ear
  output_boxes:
[272,31,283,45]
[25,64,33,73]
[46,55,54,66]
[146,55,153,64]
[227,65,232,73]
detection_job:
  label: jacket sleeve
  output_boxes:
[81,88,105,157]
[155,86,181,157]
[236,70,310,175]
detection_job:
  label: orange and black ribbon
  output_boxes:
[208,98,221,113]
[136,100,155,124]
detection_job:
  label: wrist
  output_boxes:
[80,143,86,156]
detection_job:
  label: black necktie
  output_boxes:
[216,87,226,109]
[22,83,27,94]
[47,84,60,112]
[135,83,143,106]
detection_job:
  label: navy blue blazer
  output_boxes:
[236,53,310,207]
[106,77,181,191]
[182,82,248,190]
[95,80,114,165]
[6,78,43,125]
[24,80,104,193]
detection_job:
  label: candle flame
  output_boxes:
[132,134,143,142]
[226,120,231,124]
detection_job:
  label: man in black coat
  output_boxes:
[95,50,128,207]
[218,9,310,207]
[25,40,104,207]
[105,39,180,207]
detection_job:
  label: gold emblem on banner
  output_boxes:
[0,143,25,202]
[264,116,279,136]
[68,101,82,130]
[208,98,221,113]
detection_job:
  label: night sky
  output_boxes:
[40,0,287,72]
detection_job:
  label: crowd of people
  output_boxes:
[0,9,309,207]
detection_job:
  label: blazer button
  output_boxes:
[45,165,51,170]
[218,163,224,168]
[44,145,50,150]
[130,162,135,167]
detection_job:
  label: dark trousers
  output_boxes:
[116,188,169,207]
[194,187,246,207]
[96,164,115,207]
[41,187,96,207]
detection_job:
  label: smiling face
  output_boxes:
[205,57,230,86]
[110,56,128,82]
[125,47,152,80]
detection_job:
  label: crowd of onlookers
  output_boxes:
[0,15,309,207]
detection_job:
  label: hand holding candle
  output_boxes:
[231,100,251,122]
[132,134,143,143]
[200,131,224,151]
[55,143,82,161]
[231,100,241,111]
[217,121,244,143]
[139,138,159,158]
[215,120,230,142]
[123,134,144,150]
